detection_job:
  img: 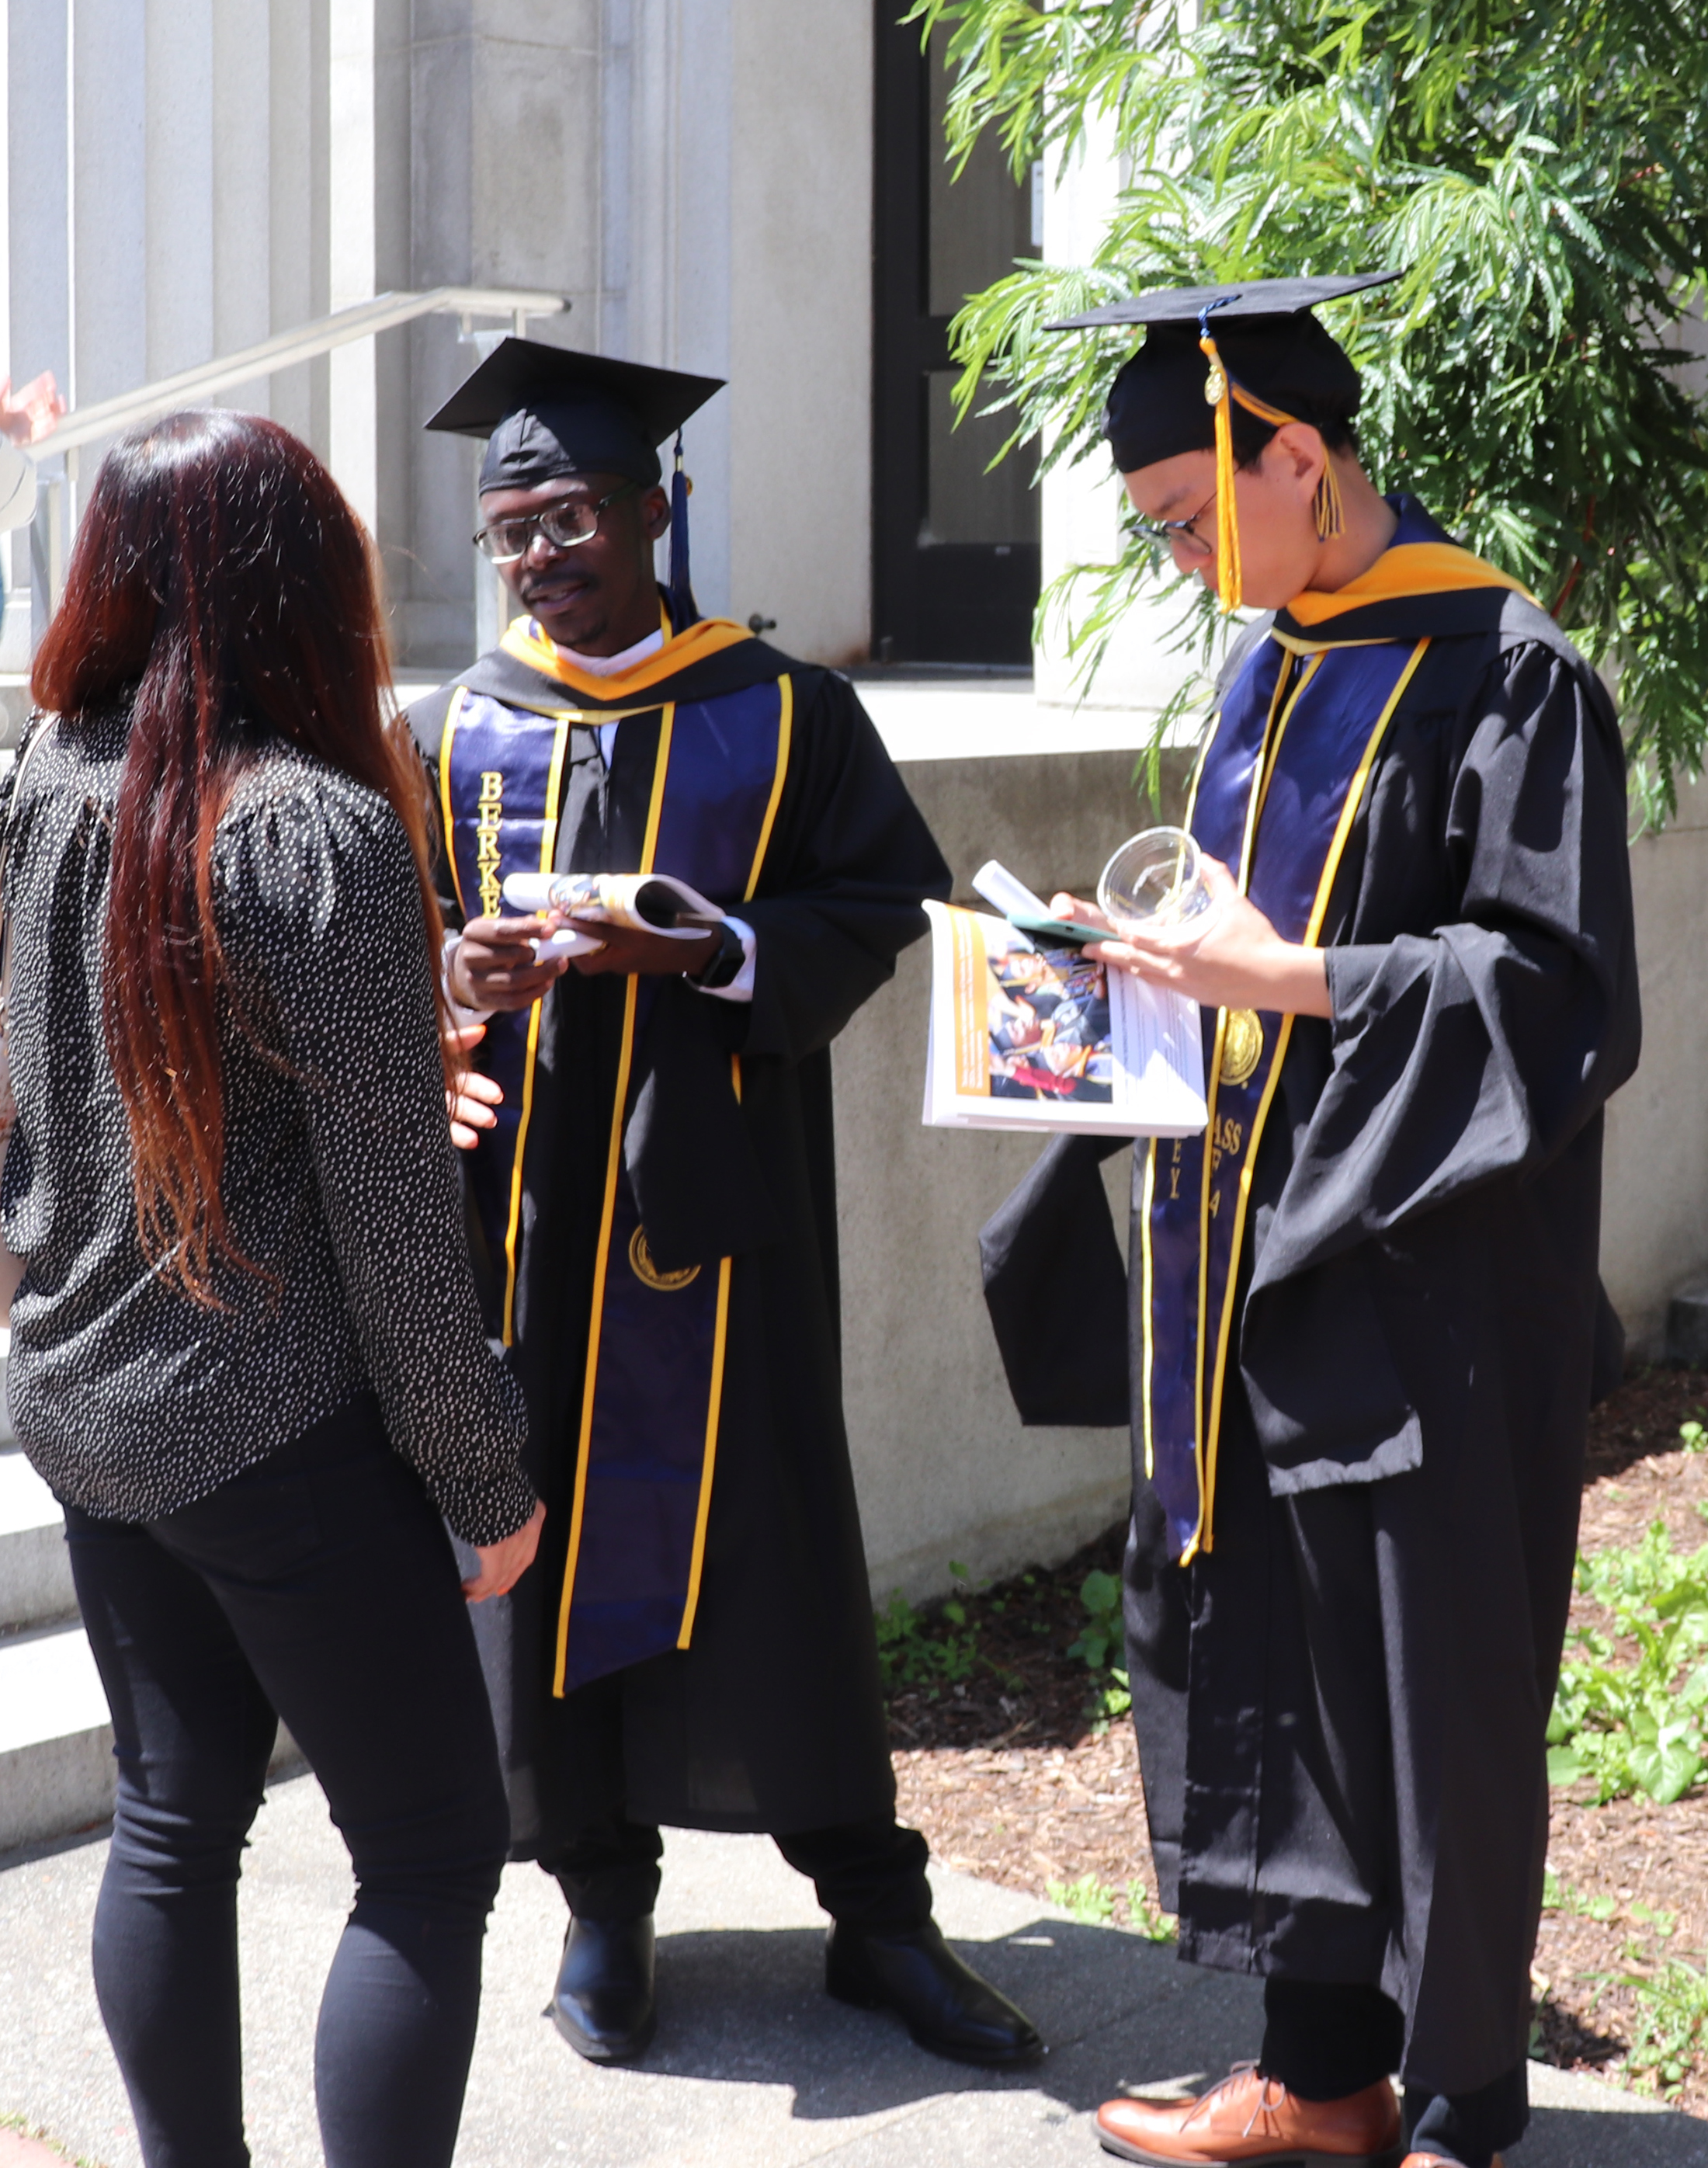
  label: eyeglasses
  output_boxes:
[1135,487,1217,558]
[472,481,638,564]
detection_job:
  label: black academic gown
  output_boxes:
[409,621,950,1852]
[981,505,1641,2097]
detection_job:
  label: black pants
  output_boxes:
[1261,1978,1526,2167]
[64,1395,512,2168]
[543,1810,933,1933]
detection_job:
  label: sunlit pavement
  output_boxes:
[0,1770,1696,2168]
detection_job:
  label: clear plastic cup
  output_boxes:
[1096,826,1213,930]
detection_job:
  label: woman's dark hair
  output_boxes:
[31,408,449,1306]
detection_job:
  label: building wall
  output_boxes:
[1602,774,1708,1354]
[1034,96,1202,739]
[834,746,1160,1602]
[727,0,872,663]
[2,0,341,664]
[2,0,876,673]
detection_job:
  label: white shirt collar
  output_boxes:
[547,624,665,679]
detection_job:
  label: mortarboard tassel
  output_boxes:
[666,429,700,634]
[1198,300,1345,607]
[1198,318,1242,614]
[1313,457,1345,541]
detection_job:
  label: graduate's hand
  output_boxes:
[450,915,571,1011]
[564,921,720,978]
[445,1022,502,1151]
[1051,858,1332,1019]
[463,1497,547,1603]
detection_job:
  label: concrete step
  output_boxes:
[0,1612,304,1854]
[0,1338,123,1850]
[0,1616,116,1851]
[0,1447,76,1631]
[0,1342,300,1853]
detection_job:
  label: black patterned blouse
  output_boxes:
[1,708,533,1545]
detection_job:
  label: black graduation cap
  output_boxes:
[1047,273,1402,612]
[425,338,724,490]
[1045,270,1401,334]
[425,338,725,627]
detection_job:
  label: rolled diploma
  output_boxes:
[500,871,606,960]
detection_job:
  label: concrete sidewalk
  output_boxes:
[0,1770,1699,2168]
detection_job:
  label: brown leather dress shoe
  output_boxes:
[1096,2063,1403,2166]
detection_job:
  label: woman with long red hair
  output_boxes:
[4,408,543,2168]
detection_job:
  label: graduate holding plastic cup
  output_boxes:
[982,275,1640,2168]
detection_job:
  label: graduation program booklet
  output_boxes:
[921,884,1206,1139]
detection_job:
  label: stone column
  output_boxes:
[2,0,70,661]
[1036,116,1199,736]
[329,0,377,535]
[602,0,732,623]
[211,0,275,386]
[382,0,603,669]
[727,0,872,663]
[267,0,331,457]
[143,0,214,383]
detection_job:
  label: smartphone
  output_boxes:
[1005,912,1109,949]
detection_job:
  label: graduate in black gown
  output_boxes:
[979,278,1640,2168]
[406,340,1041,2070]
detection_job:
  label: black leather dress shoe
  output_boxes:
[550,1913,657,2063]
[824,1919,1045,2066]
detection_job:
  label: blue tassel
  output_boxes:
[666,430,699,632]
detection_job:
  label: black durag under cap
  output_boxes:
[1045,273,1397,475]
[423,336,725,494]
[477,398,663,492]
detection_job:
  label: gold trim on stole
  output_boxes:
[439,685,574,1347]
[554,705,678,1697]
[501,715,575,1346]
[1187,636,1432,1561]
[552,679,796,1691]
[1137,679,1222,1484]
[1187,653,1307,1562]
[1139,1140,1158,1480]
[439,687,470,919]
[675,676,795,1651]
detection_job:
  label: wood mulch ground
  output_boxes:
[886,1364,1708,2114]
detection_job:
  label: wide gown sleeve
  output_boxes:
[1262,641,1640,1287]
[738,672,952,1063]
[218,777,534,1545]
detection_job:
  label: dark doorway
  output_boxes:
[872,9,1041,665]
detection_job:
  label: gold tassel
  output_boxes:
[1314,457,1344,540]
[1195,324,1342,603]
[1198,330,1241,613]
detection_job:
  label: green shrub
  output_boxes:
[909,0,1708,821]
[1547,1521,1708,1804]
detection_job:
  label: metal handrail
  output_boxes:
[47,287,566,454]
[33,285,567,603]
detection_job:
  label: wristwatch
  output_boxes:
[685,920,745,991]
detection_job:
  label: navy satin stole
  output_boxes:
[444,676,791,1694]
[442,693,573,1344]
[1140,633,1429,1562]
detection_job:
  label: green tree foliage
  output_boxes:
[908,0,1708,820]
